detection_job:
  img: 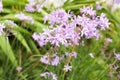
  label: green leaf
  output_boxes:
[12,31,31,53]
[27,39,40,54]
[0,36,17,66]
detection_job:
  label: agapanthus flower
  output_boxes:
[15,12,34,24]
[32,33,48,46]
[79,7,110,39]
[0,0,3,12]
[36,4,44,12]
[25,4,35,12]
[97,13,110,30]
[77,15,100,39]
[105,38,112,43]
[44,9,70,25]
[96,3,102,10]
[0,23,5,35]
[40,53,60,66]
[5,20,17,28]
[51,54,60,66]
[40,55,50,65]
[41,72,57,80]
[32,6,110,47]
[63,64,72,72]
[80,6,96,16]
[115,54,120,60]
[32,21,80,47]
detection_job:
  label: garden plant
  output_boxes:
[0,0,120,80]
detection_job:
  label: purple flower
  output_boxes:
[40,53,60,66]
[41,72,57,80]
[0,23,5,35]
[115,54,120,60]
[97,13,110,30]
[51,54,60,66]
[106,38,112,43]
[25,4,35,12]
[80,6,96,16]
[63,64,72,72]
[32,6,110,47]
[44,9,70,25]
[40,55,50,65]
[32,32,48,47]
[15,12,34,24]
[5,20,17,27]
[78,15,100,39]
[36,4,44,12]
[96,3,102,10]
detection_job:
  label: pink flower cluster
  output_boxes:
[25,0,43,12]
[32,6,110,80]
[32,6,110,47]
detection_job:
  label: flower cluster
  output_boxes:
[63,64,72,72]
[32,9,80,47]
[25,0,66,13]
[44,9,70,25]
[40,53,60,66]
[41,72,57,80]
[25,0,42,12]
[15,12,34,24]
[115,54,120,60]
[79,7,110,39]
[32,6,110,80]
[32,6,110,47]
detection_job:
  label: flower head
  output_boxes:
[44,9,70,25]
[115,54,120,60]
[40,54,50,65]
[63,64,72,72]
[40,53,60,66]
[106,38,112,43]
